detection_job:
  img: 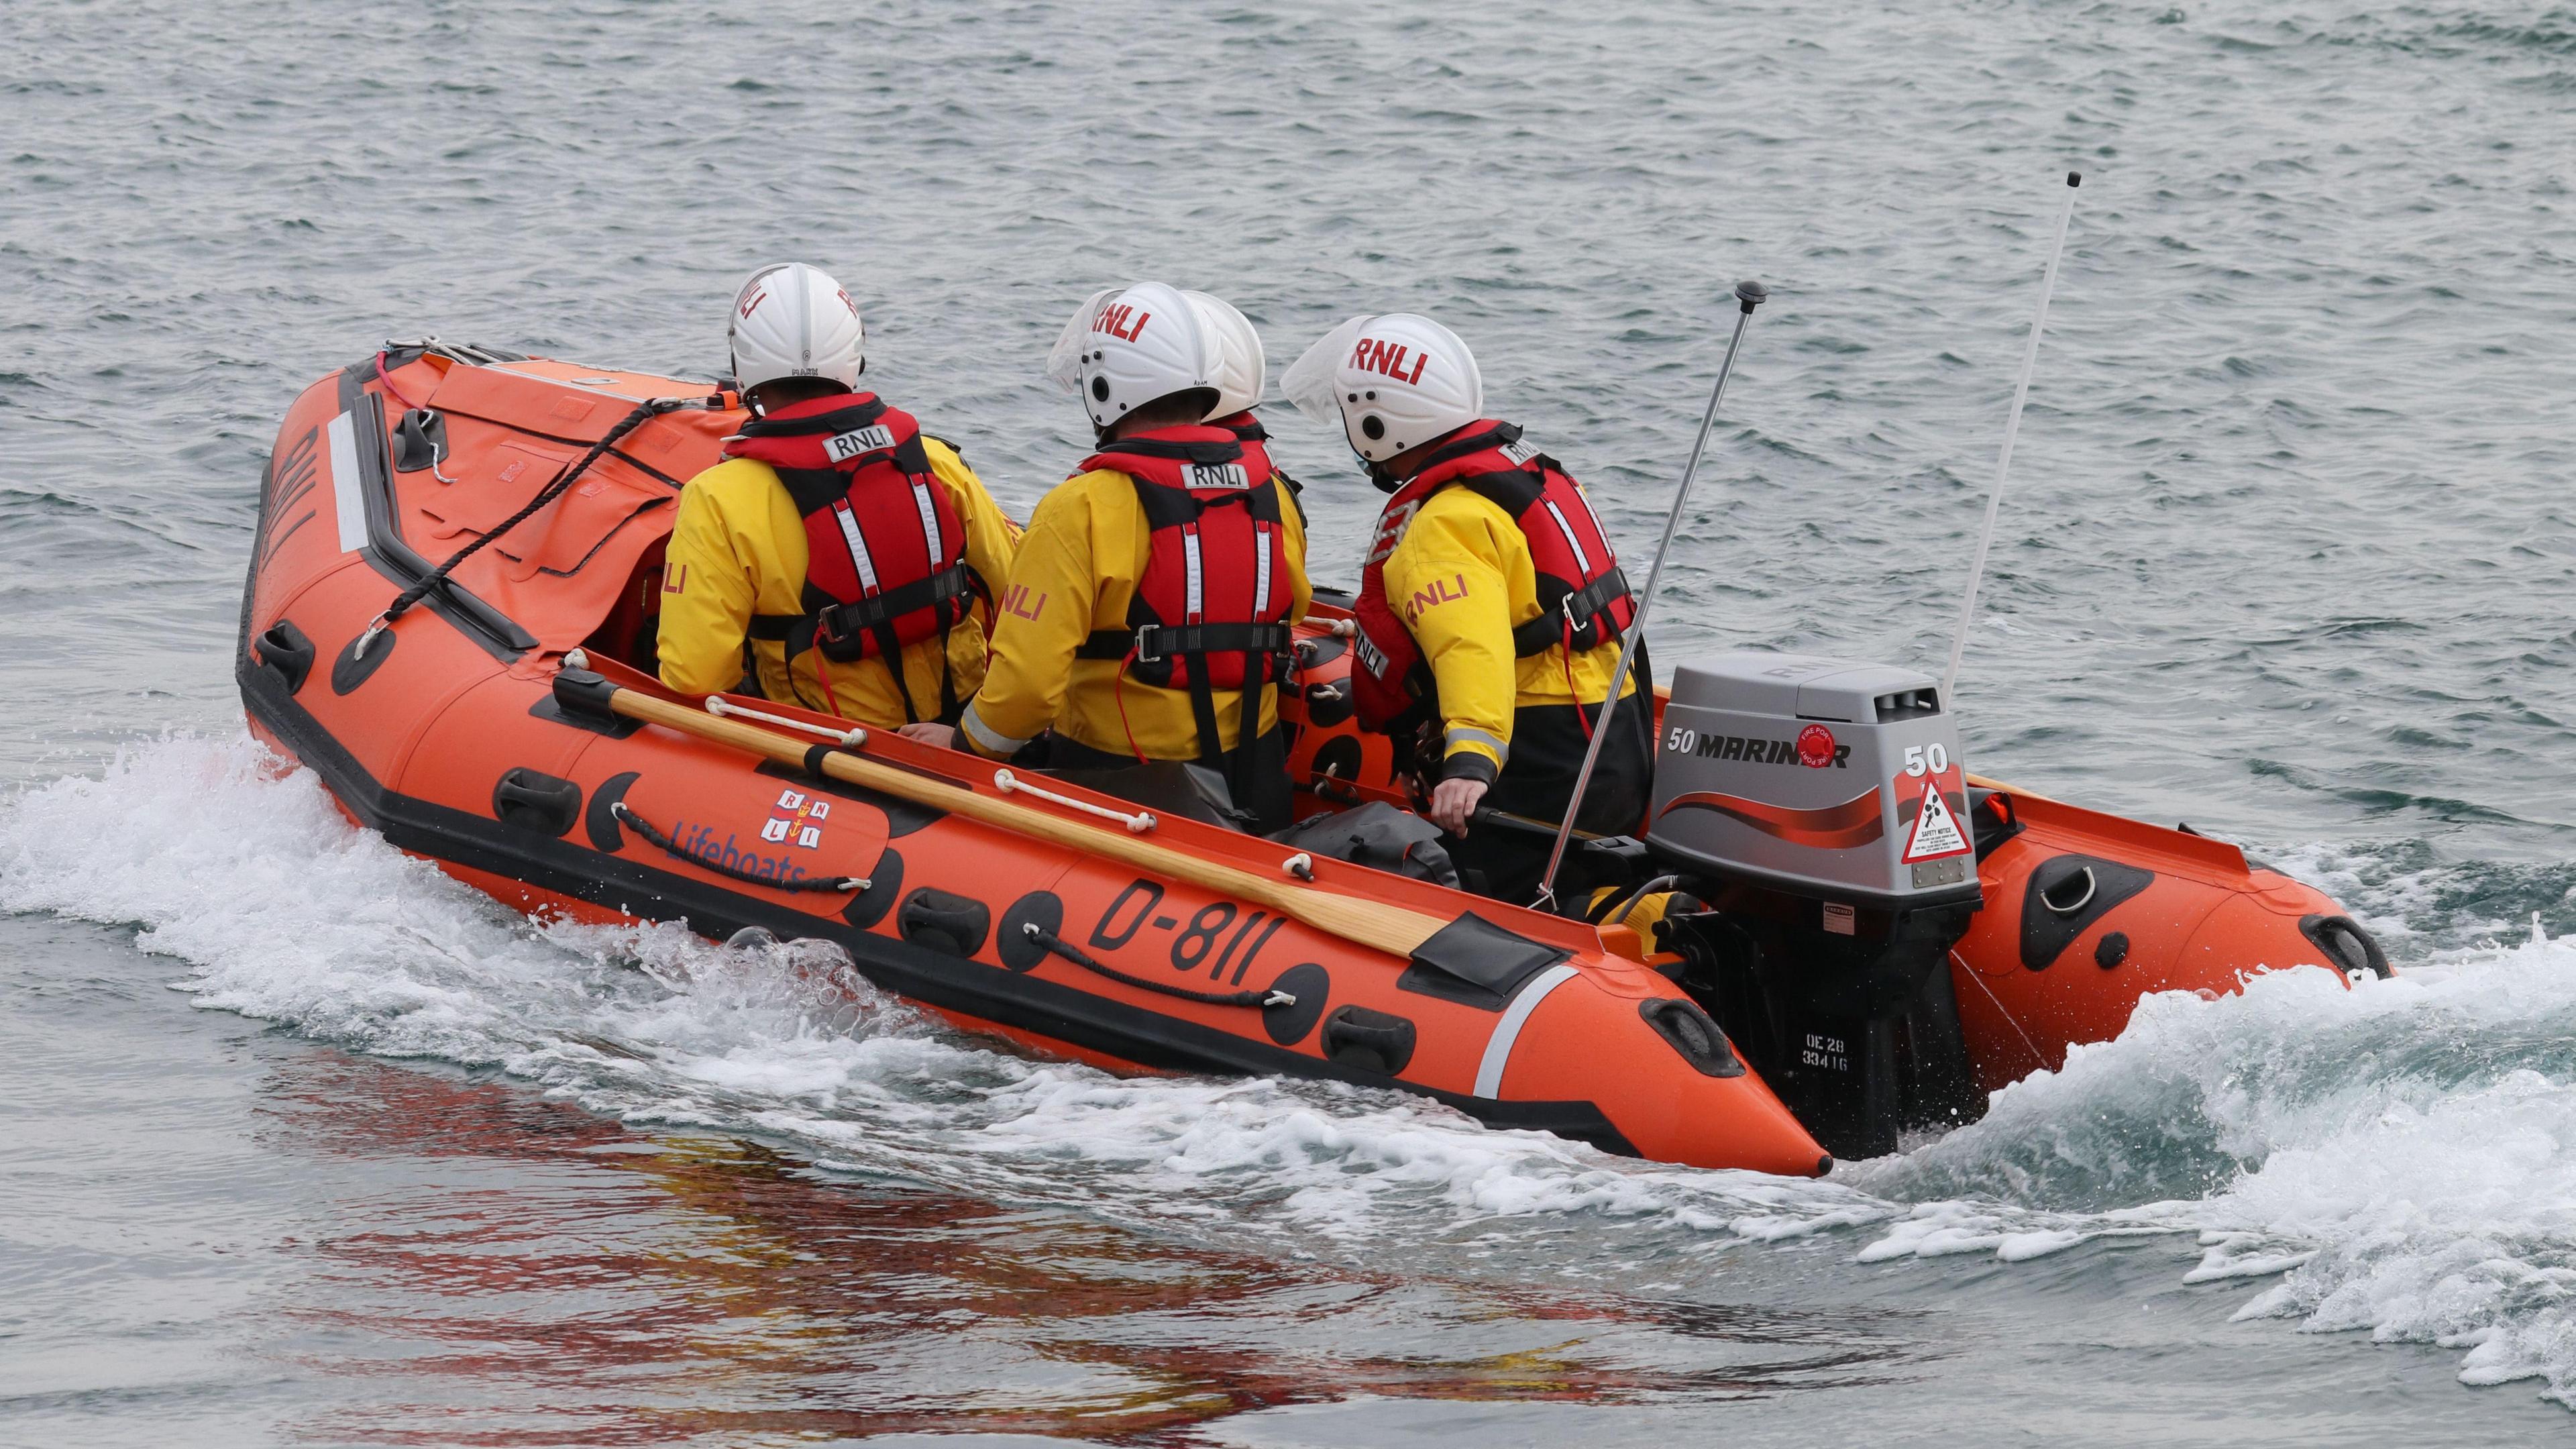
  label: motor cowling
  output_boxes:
[1644,653,1986,1160]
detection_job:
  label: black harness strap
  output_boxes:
[1509,565,1633,657]
[735,394,896,446]
[1075,620,1295,662]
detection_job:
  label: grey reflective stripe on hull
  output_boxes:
[327,411,366,553]
[1474,962,1580,1098]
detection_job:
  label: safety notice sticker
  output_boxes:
[1901,777,1971,862]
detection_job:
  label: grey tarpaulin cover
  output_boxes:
[1273,801,1460,888]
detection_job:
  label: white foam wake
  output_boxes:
[8,733,2576,1403]
[1848,932,2576,1403]
[0,733,1886,1240]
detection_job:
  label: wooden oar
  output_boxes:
[592,682,1456,958]
[1964,770,2061,804]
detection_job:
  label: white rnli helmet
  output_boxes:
[1184,290,1265,419]
[1045,280,1222,429]
[729,262,865,394]
[1281,312,1482,463]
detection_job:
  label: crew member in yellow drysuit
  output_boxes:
[1281,311,1653,905]
[904,282,1309,833]
[657,263,1018,726]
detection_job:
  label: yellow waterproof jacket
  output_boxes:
[655,437,1020,725]
[961,468,1309,761]
[1382,482,1635,781]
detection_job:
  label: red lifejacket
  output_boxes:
[1213,409,1308,529]
[1351,420,1633,732]
[1073,424,1295,757]
[729,392,983,720]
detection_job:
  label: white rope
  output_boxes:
[706,696,866,746]
[991,769,1157,833]
[1283,852,1314,881]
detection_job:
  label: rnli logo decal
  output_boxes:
[1349,337,1430,385]
[1402,573,1469,626]
[1093,301,1150,341]
[760,788,832,849]
[824,425,898,463]
[1185,461,1251,491]
[1500,437,1541,466]
[1000,584,1047,622]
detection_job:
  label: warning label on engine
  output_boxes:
[1901,778,1971,862]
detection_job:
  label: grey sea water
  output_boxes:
[4,1,2574,1443]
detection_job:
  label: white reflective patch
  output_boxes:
[1252,523,1274,616]
[961,700,1032,755]
[1566,479,1611,542]
[1500,437,1542,466]
[326,411,366,553]
[1474,964,1580,1097]
[1365,499,1421,567]
[824,424,898,462]
[910,478,944,560]
[1543,500,1593,574]
[835,501,881,592]
[1182,529,1205,619]
[1185,461,1250,490]
[1445,726,1509,768]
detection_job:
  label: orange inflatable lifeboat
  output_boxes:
[235,343,2387,1171]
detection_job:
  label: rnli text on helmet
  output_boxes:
[1352,337,1430,386]
[1094,302,1151,341]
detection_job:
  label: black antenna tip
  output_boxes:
[1734,279,1768,313]
[2067,170,2082,186]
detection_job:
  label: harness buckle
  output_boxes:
[1132,625,1165,664]
[810,607,847,652]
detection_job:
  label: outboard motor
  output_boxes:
[1646,653,1985,1159]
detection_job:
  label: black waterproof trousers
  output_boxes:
[1043,726,1293,835]
[1443,690,1656,907]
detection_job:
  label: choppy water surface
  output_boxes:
[4,0,2573,1442]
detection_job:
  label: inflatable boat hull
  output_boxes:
[236,345,2381,1175]
[237,349,1828,1175]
